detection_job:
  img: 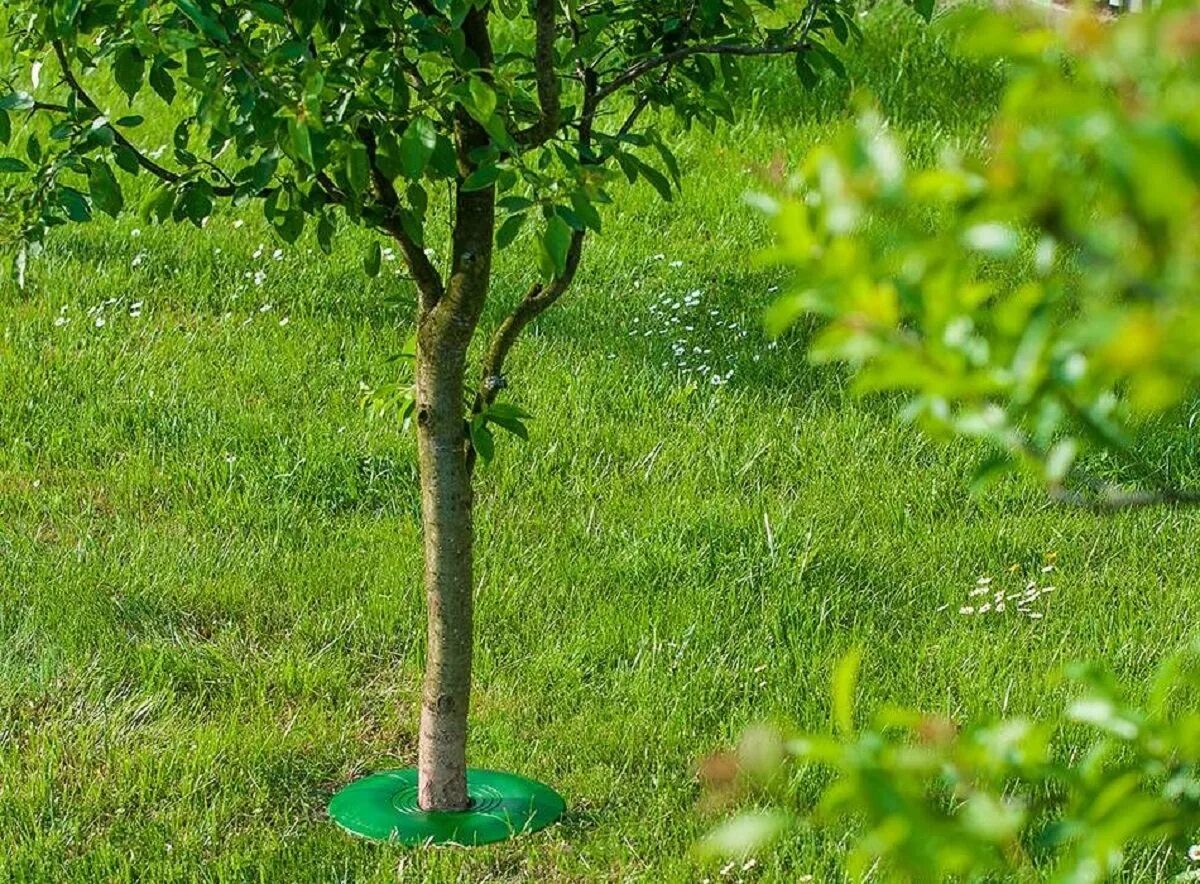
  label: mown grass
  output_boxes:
[2,7,1198,882]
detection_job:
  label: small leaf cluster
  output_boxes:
[360,338,531,461]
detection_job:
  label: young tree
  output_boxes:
[761,1,1200,509]
[0,0,926,826]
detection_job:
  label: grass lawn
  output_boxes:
[3,8,1198,881]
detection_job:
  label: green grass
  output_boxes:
[3,8,1199,881]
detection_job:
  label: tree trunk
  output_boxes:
[415,339,475,812]
[413,3,495,814]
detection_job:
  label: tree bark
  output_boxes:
[414,333,475,812]
[413,199,492,810]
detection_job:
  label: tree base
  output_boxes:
[328,768,565,846]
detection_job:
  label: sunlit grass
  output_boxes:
[2,7,1197,881]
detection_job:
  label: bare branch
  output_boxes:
[515,0,562,147]
[596,39,813,104]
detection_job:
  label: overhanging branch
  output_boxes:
[51,40,341,207]
[53,40,192,188]
[596,39,813,104]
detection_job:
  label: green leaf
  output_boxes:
[793,53,819,89]
[464,77,497,125]
[569,191,603,232]
[292,0,325,35]
[346,141,370,196]
[0,92,35,112]
[374,132,404,181]
[140,184,176,224]
[541,214,572,278]
[248,0,288,25]
[809,43,847,80]
[174,181,213,227]
[273,205,303,242]
[484,401,533,439]
[113,46,145,103]
[912,0,935,23]
[462,164,501,192]
[185,47,207,81]
[58,186,92,222]
[112,143,141,175]
[496,212,526,249]
[486,402,533,421]
[288,118,315,169]
[364,240,382,277]
[429,135,457,178]
[399,116,437,179]
[0,109,10,145]
[316,213,336,254]
[0,157,29,173]
[487,414,529,440]
[469,421,495,463]
[149,61,177,105]
[483,402,532,440]
[87,160,124,217]
[174,0,231,43]
[633,157,673,202]
[832,647,862,735]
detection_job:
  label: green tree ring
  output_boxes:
[328,768,566,846]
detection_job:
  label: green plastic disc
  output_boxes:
[328,768,565,846]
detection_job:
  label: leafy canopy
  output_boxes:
[0,0,911,289]
[762,2,1200,507]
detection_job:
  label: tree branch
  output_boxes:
[52,40,192,188]
[596,39,812,104]
[472,70,600,425]
[514,0,562,147]
[52,39,342,208]
[359,127,445,311]
[478,229,586,401]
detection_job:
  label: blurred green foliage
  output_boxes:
[701,638,1200,881]
[762,1,1200,507]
